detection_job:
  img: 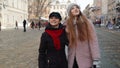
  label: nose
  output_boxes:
[52,19,56,22]
[52,18,57,21]
[75,8,78,11]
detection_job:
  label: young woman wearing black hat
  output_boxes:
[38,12,68,68]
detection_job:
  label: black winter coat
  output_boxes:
[38,23,68,68]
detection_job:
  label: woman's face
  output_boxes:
[71,5,80,16]
[49,17,60,27]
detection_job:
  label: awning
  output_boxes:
[40,17,48,20]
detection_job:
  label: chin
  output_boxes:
[51,24,57,26]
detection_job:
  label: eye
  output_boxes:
[50,17,53,19]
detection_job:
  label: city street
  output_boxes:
[0,28,43,68]
[0,27,120,68]
[96,27,120,68]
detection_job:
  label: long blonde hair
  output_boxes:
[66,5,93,46]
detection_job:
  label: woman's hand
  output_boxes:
[93,59,101,68]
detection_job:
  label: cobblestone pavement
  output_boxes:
[96,27,120,68]
[0,27,120,68]
[0,28,44,68]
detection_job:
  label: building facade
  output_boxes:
[0,0,28,29]
[101,0,108,25]
[49,0,71,20]
[28,0,53,23]
[93,0,102,20]
[107,0,116,21]
[102,0,120,25]
[83,0,102,23]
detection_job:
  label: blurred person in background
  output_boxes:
[0,21,1,31]
[15,21,18,29]
[23,19,27,32]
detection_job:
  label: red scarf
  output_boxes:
[45,29,63,50]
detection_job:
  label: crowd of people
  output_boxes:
[0,18,45,32]
[30,21,42,30]
[93,17,120,30]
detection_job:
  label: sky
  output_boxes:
[75,0,93,11]
[59,0,93,11]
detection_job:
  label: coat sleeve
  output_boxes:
[38,32,47,68]
[64,29,69,46]
[63,24,69,46]
[89,21,101,60]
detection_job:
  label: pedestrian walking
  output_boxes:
[106,20,113,30]
[38,21,41,30]
[15,21,18,29]
[0,21,1,31]
[38,12,68,68]
[97,19,101,27]
[23,19,27,32]
[30,21,35,29]
[65,3,101,68]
